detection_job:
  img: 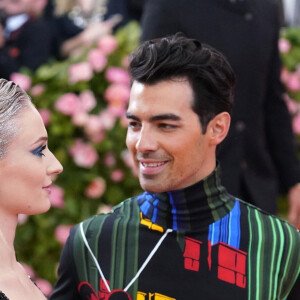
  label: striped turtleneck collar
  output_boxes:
[137,164,235,233]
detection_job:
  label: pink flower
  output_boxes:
[121,149,134,168]
[293,113,300,135]
[98,109,116,130]
[120,114,129,128]
[72,111,89,126]
[35,278,53,297]
[18,213,28,225]
[85,177,106,198]
[286,73,300,92]
[30,84,45,96]
[87,130,105,143]
[104,152,116,167]
[21,263,35,278]
[98,35,118,54]
[104,83,130,103]
[281,67,290,83]
[38,109,51,126]
[122,149,138,177]
[84,115,106,143]
[278,38,291,53]
[55,93,81,116]
[69,62,93,84]
[49,185,65,208]
[122,56,130,68]
[105,67,130,85]
[85,115,103,135]
[69,139,99,168]
[110,169,124,182]
[10,73,31,90]
[108,102,126,117]
[284,93,298,115]
[79,90,97,112]
[54,224,72,245]
[87,48,107,72]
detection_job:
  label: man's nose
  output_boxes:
[135,126,158,153]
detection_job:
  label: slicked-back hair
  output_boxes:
[128,33,236,132]
[0,78,32,158]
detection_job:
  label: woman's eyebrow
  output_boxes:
[30,136,48,146]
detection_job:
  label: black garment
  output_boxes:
[0,292,9,300]
[140,0,300,214]
[105,0,146,28]
[0,17,53,79]
[50,166,300,300]
[46,15,83,60]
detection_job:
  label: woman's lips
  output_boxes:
[42,184,52,194]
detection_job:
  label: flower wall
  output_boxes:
[277,27,300,217]
[13,22,142,293]
[279,27,300,135]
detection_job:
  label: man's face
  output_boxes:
[126,79,215,193]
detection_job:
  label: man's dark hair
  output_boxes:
[128,33,236,132]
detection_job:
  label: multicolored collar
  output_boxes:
[137,164,235,233]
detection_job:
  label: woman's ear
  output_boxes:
[207,112,231,146]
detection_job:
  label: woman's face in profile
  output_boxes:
[0,105,63,216]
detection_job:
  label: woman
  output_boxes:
[0,0,54,80]
[0,78,63,299]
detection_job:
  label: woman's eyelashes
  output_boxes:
[31,145,46,157]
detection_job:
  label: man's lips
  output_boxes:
[141,161,167,167]
[139,160,168,174]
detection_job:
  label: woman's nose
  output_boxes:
[47,151,63,176]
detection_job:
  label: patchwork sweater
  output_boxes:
[50,166,300,300]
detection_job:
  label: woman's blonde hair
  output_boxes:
[0,79,32,158]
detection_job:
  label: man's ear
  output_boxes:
[207,112,231,146]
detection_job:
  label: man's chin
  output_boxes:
[139,179,164,194]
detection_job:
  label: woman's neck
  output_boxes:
[0,212,18,266]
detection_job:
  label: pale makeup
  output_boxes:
[0,104,63,216]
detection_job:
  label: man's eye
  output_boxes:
[128,121,141,129]
[159,123,177,129]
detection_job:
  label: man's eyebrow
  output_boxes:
[150,114,181,122]
[126,112,140,121]
[126,112,181,122]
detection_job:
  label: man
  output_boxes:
[140,0,300,228]
[0,0,52,79]
[50,34,300,300]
